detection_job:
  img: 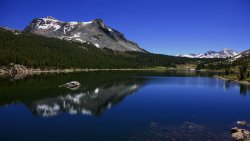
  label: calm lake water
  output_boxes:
[0,71,250,141]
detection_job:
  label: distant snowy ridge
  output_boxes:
[177,48,239,58]
[24,16,145,52]
[228,49,250,61]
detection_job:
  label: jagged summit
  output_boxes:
[92,19,105,27]
[177,49,239,58]
[229,49,250,61]
[46,16,58,20]
[24,16,145,52]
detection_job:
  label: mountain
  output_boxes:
[0,26,18,31]
[24,16,145,52]
[196,48,250,71]
[0,27,200,70]
[177,49,239,58]
[229,49,250,61]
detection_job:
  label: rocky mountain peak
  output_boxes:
[93,19,105,28]
[177,49,239,58]
[223,48,230,51]
[24,16,145,52]
[229,49,250,61]
[46,16,58,20]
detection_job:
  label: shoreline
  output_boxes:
[214,75,250,86]
[0,64,203,76]
[0,64,175,79]
[0,64,226,79]
[1,67,220,75]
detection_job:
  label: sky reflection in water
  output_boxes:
[0,71,249,141]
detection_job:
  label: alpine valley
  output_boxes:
[0,16,210,72]
[2,2,250,141]
[0,16,248,75]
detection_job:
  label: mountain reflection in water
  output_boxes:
[32,83,141,117]
[0,71,149,117]
[1,71,250,141]
[0,71,249,118]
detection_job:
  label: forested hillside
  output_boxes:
[196,53,250,81]
[0,28,206,69]
[196,55,250,71]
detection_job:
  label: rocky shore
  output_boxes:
[0,64,164,79]
[0,64,86,79]
[231,121,250,141]
[0,64,32,79]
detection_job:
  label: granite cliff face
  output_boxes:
[24,16,145,52]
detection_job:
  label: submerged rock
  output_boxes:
[129,121,231,141]
[231,127,244,140]
[59,81,80,90]
[231,127,250,141]
[237,121,248,126]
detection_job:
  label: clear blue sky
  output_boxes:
[0,0,249,55]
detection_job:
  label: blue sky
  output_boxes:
[0,0,249,55]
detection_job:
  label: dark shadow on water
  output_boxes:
[240,84,250,96]
[224,80,250,96]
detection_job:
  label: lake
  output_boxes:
[0,71,250,141]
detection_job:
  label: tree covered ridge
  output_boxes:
[0,28,205,69]
[196,53,250,80]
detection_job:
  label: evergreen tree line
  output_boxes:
[196,55,250,80]
[0,28,209,69]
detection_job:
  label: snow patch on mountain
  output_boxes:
[129,47,137,51]
[177,49,239,58]
[24,16,145,52]
[36,17,62,31]
[94,43,100,48]
[108,27,113,32]
[229,49,250,61]
[72,32,81,38]
[81,21,93,26]
[74,38,86,43]
[69,22,78,26]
